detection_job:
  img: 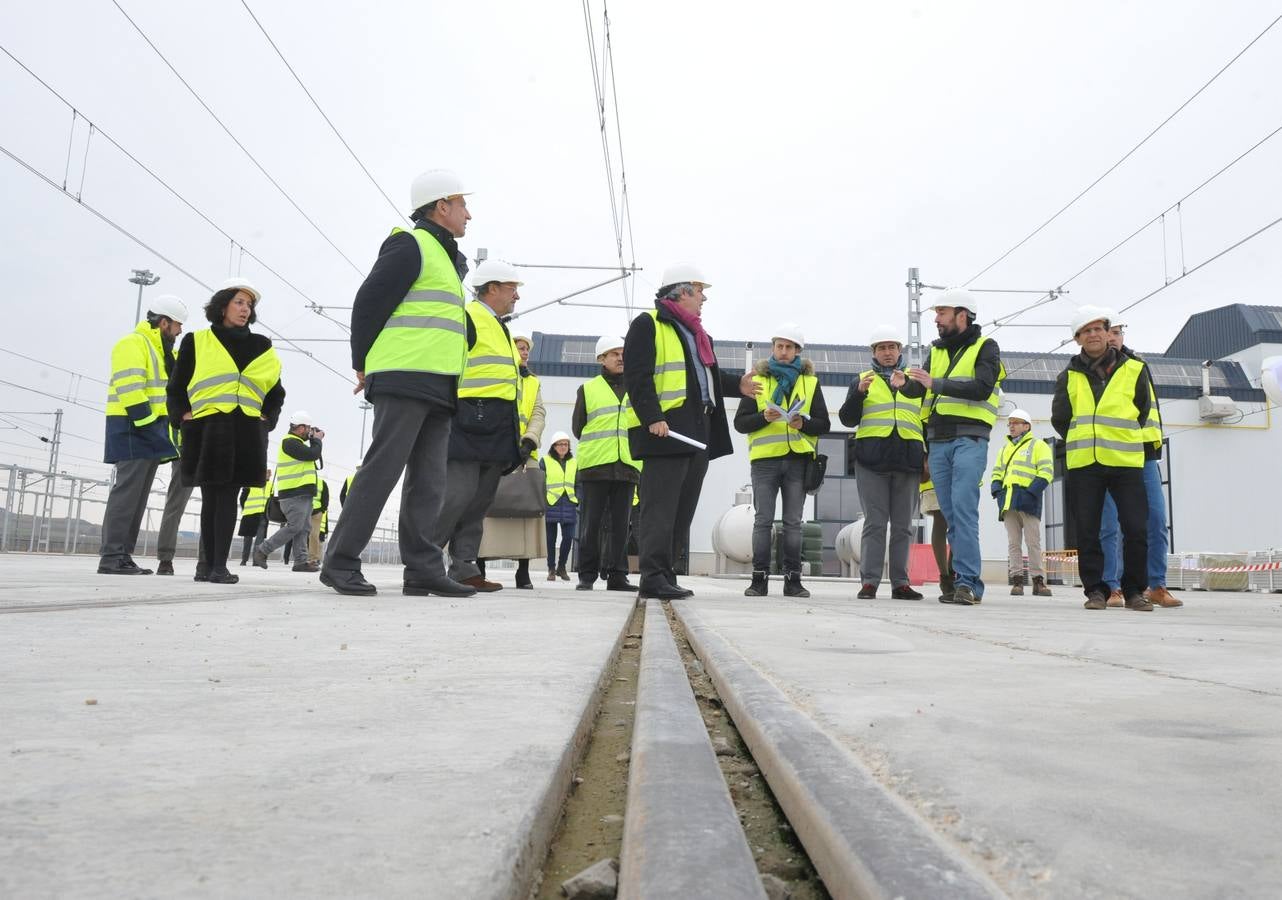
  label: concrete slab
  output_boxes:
[0,555,634,899]
[678,578,1282,899]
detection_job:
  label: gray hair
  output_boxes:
[658,282,695,301]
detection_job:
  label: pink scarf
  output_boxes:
[659,299,716,366]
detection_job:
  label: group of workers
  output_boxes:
[95,167,1184,611]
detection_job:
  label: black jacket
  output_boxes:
[572,367,641,483]
[923,325,1003,441]
[1051,348,1153,449]
[733,358,831,457]
[351,218,466,411]
[623,304,738,461]
[839,369,926,473]
[274,431,323,500]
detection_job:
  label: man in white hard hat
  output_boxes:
[989,409,1053,596]
[622,263,761,600]
[430,258,530,592]
[1052,307,1154,611]
[734,323,830,598]
[254,412,324,572]
[571,335,640,591]
[840,325,925,601]
[97,294,188,575]
[321,169,476,598]
[906,288,1005,606]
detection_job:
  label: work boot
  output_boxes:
[156,560,174,576]
[1032,576,1053,597]
[891,585,923,601]
[1106,589,1124,608]
[252,547,269,569]
[1010,574,1025,596]
[948,585,976,606]
[783,571,810,598]
[1084,590,1108,610]
[1146,587,1183,608]
[1124,593,1154,611]
[857,583,876,600]
[744,570,768,597]
[556,565,570,582]
[547,570,557,582]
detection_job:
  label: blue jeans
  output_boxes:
[1101,459,1168,589]
[928,437,988,596]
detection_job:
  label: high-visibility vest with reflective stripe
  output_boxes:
[621,310,687,428]
[922,337,1005,427]
[853,370,923,444]
[991,432,1054,512]
[242,485,269,517]
[275,435,318,494]
[920,478,933,493]
[579,376,640,471]
[747,373,818,461]
[106,322,168,426]
[458,302,521,400]
[1065,359,1145,469]
[187,330,281,420]
[313,482,325,511]
[364,227,468,377]
[545,456,578,505]
[519,372,541,460]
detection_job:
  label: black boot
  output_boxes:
[783,570,810,598]
[744,570,768,597]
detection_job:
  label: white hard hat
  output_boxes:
[548,431,571,447]
[595,335,625,358]
[1008,408,1032,424]
[410,169,470,212]
[148,294,188,324]
[219,277,261,303]
[932,287,978,318]
[511,332,533,347]
[770,323,805,348]
[868,324,904,348]
[659,262,710,289]
[1098,306,1124,329]
[1070,305,1110,337]
[471,259,523,291]
[288,410,314,428]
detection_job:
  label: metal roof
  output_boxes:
[527,332,1266,402]
[1164,303,1282,360]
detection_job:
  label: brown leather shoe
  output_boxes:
[1146,587,1183,608]
[1084,590,1108,610]
[1106,589,1124,608]
[1125,593,1154,611]
[462,575,503,592]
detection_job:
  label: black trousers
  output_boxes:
[199,484,240,573]
[1068,464,1148,598]
[637,453,708,592]
[577,480,634,580]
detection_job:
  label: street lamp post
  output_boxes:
[129,269,161,324]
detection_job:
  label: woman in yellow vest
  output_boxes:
[541,432,579,581]
[733,324,830,598]
[237,467,272,566]
[167,278,284,584]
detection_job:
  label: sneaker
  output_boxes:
[1032,576,1053,597]
[891,585,923,601]
[1010,574,1025,596]
[1084,590,1108,610]
[1125,593,1154,611]
[938,589,954,604]
[857,583,876,600]
[1146,587,1183,608]
[744,570,768,597]
[156,560,174,576]
[1106,589,1124,608]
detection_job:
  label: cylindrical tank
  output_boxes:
[1262,356,1282,406]
[835,519,863,564]
[712,503,755,565]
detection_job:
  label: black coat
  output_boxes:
[623,305,738,461]
[839,369,927,473]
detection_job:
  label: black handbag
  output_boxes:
[266,496,286,524]
[803,453,828,495]
[487,465,547,518]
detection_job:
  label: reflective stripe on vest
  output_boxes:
[1065,359,1145,469]
[518,372,540,433]
[544,456,578,505]
[188,330,282,420]
[991,432,1054,512]
[923,336,1005,426]
[747,373,818,461]
[579,376,640,471]
[105,322,168,426]
[853,370,923,443]
[458,302,521,400]
[242,486,269,517]
[621,311,686,428]
[364,227,468,376]
[275,435,318,494]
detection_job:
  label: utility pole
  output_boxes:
[30,409,62,553]
[129,268,161,324]
[906,267,924,368]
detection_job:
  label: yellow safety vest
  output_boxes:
[747,373,818,461]
[1065,358,1146,469]
[990,432,1054,513]
[364,227,468,377]
[1140,378,1162,450]
[312,481,325,512]
[578,376,640,471]
[518,372,540,434]
[106,322,168,427]
[241,485,269,517]
[275,434,318,494]
[187,330,281,420]
[458,301,521,400]
[621,310,686,429]
[923,337,1005,427]
[544,456,578,505]
[853,370,923,444]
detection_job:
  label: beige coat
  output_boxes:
[479,381,547,561]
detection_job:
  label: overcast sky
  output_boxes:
[3,0,1280,497]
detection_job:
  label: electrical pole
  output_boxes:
[130,268,161,324]
[906,267,924,368]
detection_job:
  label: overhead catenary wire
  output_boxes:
[964,13,1282,287]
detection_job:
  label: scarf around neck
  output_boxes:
[871,354,904,380]
[659,299,716,366]
[767,356,803,405]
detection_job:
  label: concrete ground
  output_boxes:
[2,555,1279,899]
